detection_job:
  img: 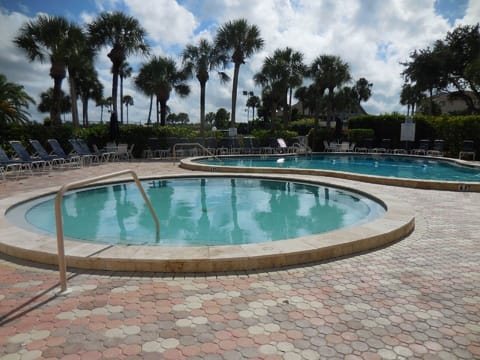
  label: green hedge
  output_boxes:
[348,114,480,155]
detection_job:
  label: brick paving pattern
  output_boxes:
[1,161,479,359]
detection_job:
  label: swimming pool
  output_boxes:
[182,154,480,191]
[7,177,385,246]
[0,174,414,272]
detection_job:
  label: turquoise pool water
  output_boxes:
[198,154,480,182]
[9,177,385,246]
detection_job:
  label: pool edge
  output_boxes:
[0,173,415,273]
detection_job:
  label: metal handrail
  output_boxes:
[172,142,220,162]
[54,169,160,293]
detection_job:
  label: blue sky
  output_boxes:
[0,0,477,124]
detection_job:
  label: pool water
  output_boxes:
[198,154,480,182]
[14,177,385,246]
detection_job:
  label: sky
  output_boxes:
[0,0,478,125]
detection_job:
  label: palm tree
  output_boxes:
[0,74,35,125]
[254,53,289,130]
[400,83,425,116]
[88,11,149,116]
[77,63,103,126]
[38,88,71,120]
[134,63,155,124]
[354,77,373,105]
[119,61,132,124]
[309,55,351,128]
[246,95,261,120]
[277,47,306,124]
[65,24,93,128]
[122,95,134,124]
[96,97,111,124]
[215,18,264,128]
[14,15,73,125]
[182,38,229,135]
[136,56,190,126]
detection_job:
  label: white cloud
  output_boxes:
[1,1,479,125]
[125,0,198,46]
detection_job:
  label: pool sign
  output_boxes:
[401,117,415,142]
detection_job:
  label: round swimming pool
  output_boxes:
[7,177,385,246]
[182,154,480,191]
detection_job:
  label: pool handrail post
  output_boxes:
[54,169,160,294]
[172,142,220,163]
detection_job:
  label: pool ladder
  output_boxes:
[54,170,160,293]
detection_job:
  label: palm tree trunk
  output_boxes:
[68,75,80,128]
[156,97,160,125]
[160,98,167,126]
[82,95,88,126]
[200,81,206,136]
[147,94,153,125]
[112,71,119,116]
[288,87,293,124]
[120,75,124,124]
[51,76,64,126]
[230,63,241,127]
[327,88,334,129]
[126,105,129,124]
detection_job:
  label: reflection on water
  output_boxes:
[24,178,385,246]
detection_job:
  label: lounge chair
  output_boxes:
[0,144,29,178]
[9,140,48,172]
[372,139,391,153]
[411,139,430,155]
[459,140,475,160]
[427,139,445,157]
[355,138,372,153]
[47,139,82,166]
[29,139,72,169]
[69,139,101,165]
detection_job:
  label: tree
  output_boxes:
[254,52,289,130]
[400,83,425,116]
[134,63,155,124]
[353,78,373,104]
[215,18,264,127]
[77,63,103,126]
[96,97,111,124]
[88,11,149,116]
[136,56,190,126]
[279,48,306,124]
[205,112,216,127]
[14,15,73,125]
[182,38,229,136]
[119,61,132,124]
[402,47,445,115]
[246,95,261,120]
[122,95,134,124]
[0,74,35,125]
[214,108,230,129]
[38,88,71,119]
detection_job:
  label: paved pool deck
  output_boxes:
[0,160,479,359]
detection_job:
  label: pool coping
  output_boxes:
[180,153,480,192]
[0,173,414,273]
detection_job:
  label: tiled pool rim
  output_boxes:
[0,173,414,273]
[180,154,480,192]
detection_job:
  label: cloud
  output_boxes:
[125,0,198,46]
[1,0,479,126]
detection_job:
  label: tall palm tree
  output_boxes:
[38,88,71,119]
[400,82,425,116]
[122,95,134,124]
[182,38,229,135]
[246,95,261,120]
[65,24,93,128]
[88,11,149,116]
[0,74,35,125]
[136,56,190,126]
[14,15,73,125]
[215,18,264,128]
[254,54,289,130]
[276,47,306,124]
[309,55,351,128]
[96,97,111,124]
[77,63,103,126]
[354,77,373,105]
[119,61,132,124]
[134,64,155,125]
